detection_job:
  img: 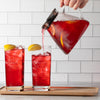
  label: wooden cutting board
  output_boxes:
[0,86,99,96]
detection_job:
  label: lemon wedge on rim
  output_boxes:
[28,44,41,51]
[4,44,16,51]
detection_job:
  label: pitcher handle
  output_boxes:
[79,9,84,19]
[63,6,84,19]
[63,6,65,13]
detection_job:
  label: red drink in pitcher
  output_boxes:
[48,20,89,54]
[42,9,89,54]
[5,45,24,90]
[32,52,51,89]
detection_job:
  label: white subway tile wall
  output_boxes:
[21,25,42,36]
[21,0,44,11]
[93,49,100,60]
[57,61,80,73]
[0,0,19,11]
[32,13,50,24]
[7,37,31,47]
[8,13,31,24]
[81,37,100,48]
[0,61,5,72]
[93,25,100,36]
[81,62,100,73]
[0,25,19,36]
[0,0,100,85]
[69,49,92,60]
[93,1,100,12]
[51,74,68,83]
[0,13,7,24]
[83,25,92,36]
[69,74,92,83]
[93,74,100,83]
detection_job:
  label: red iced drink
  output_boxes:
[32,52,51,86]
[47,20,89,54]
[5,47,24,87]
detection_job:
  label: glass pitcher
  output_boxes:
[42,8,89,54]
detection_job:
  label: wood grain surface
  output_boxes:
[0,86,99,96]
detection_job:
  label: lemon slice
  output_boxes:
[4,44,16,51]
[28,44,41,51]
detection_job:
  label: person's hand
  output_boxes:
[60,0,88,10]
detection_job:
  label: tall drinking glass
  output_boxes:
[5,46,24,91]
[32,46,51,91]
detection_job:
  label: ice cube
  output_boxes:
[44,52,50,56]
[18,45,24,49]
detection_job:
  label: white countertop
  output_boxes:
[0,82,100,100]
[0,95,99,100]
[0,92,100,100]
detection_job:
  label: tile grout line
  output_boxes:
[6,12,9,42]
[0,11,100,13]
[92,48,93,61]
[0,23,100,25]
[91,73,93,84]
[92,0,94,12]
[44,0,45,12]
[31,13,33,24]
[55,60,57,73]
[68,54,69,61]
[92,24,93,36]
[67,73,69,85]
[92,18,93,62]
[19,25,21,36]
[7,12,8,24]
[80,61,81,73]
[19,0,21,11]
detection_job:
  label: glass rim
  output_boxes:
[16,45,25,48]
[31,45,52,55]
